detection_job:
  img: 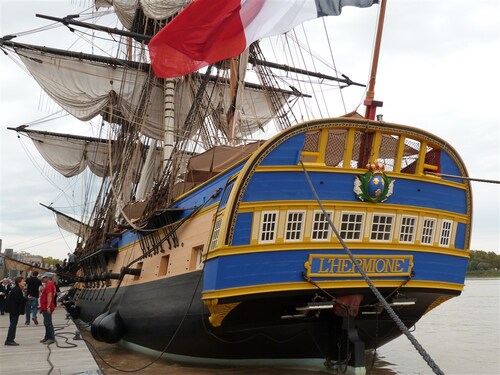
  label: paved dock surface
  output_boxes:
[0,308,101,375]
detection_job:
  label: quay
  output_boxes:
[0,307,101,375]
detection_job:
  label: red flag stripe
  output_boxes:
[148,0,378,78]
[149,0,245,78]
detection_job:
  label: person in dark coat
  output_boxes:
[0,278,11,315]
[4,276,28,346]
[25,271,42,325]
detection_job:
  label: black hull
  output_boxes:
[73,271,458,365]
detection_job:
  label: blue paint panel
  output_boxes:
[391,179,467,214]
[203,249,469,292]
[115,230,139,248]
[454,223,467,250]
[242,171,355,202]
[440,152,463,184]
[232,213,253,246]
[243,171,467,214]
[260,133,305,166]
[172,163,246,218]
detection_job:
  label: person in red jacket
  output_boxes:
[39,272,56,345]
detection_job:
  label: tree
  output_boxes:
[43,256,63,267]
[468,250,500,271]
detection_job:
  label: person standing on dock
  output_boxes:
[0,278,11,315]
[25,271,42,325]
[39,272,56,345]
[4,276,27,346]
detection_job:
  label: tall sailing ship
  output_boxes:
[1,0,471,372]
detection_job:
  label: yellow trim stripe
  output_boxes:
[416,141,427,175]
[208,242,470,259]
[394,135,406,173]
[202,279,465,301]
[370,131,382,161]
[343,128,355,169]
[318,128,329,164]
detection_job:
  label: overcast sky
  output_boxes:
[0,0,499,261]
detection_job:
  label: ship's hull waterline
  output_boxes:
[73,271,461,365]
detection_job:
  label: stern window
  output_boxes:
[311,211,333,241]
[340,212,364,240]
[399,216,417,243]
[260,211,278,243]
[439,220,453,247]
[285,211,305,242]
[370,214,394,241]
[421,218,436,245]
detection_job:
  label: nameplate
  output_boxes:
[304,255,413,278]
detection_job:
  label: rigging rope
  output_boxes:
[100,187,221,313]
[321,17,347,114]
[425,172,500,184]
[286,31,323,119]
[299,160,445,375]
[295,27,329,117]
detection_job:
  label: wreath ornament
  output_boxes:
[354,162,394,203]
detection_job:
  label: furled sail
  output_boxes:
[16,48,292,144]
[55,212,90,237]
[20,128,118,177]
[41,203,92,238]
[15,128,158,179]
[95,0,191,31]
[0,253,48,274]
[17,48,167,140]
[206,81,291,139]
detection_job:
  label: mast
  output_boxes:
[358,0,387,168]
[163,78,176,170]
[364,0,387,120]
[227,56,239,143]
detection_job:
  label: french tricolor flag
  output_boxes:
[149,0,378,78]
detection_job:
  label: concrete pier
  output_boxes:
[0,308,101,375]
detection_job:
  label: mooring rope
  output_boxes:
[300,161,445,375]
[66,188,224,374]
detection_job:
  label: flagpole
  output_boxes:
[364,0,388,120]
